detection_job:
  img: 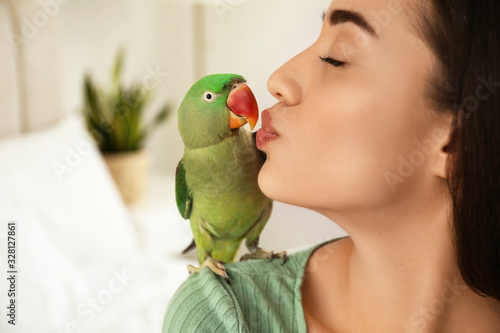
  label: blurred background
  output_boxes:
[0,0,346,331]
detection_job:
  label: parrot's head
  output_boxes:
[178,73,259,149]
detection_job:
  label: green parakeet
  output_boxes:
[175,73,287,282]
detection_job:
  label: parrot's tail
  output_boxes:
[181,239,197,254]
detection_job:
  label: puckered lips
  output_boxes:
[256,109,279,150]
[227,83,259,131]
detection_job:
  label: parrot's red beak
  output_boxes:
[227,83,259,131]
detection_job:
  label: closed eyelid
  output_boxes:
[320,56,346,67]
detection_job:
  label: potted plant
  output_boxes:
[82,48,170,204]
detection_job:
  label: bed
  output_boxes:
[0,1,190,331]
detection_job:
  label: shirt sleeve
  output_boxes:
[162,269,248,333]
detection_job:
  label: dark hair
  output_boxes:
[411,1,500,301]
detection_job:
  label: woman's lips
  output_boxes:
[256,109,279,150]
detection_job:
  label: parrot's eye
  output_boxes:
[203,91,216,103]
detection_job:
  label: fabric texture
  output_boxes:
[162,236,348,333]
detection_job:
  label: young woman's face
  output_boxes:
[258,0,449,213]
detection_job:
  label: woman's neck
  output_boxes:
[306,180,500,332]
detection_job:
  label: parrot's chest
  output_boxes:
[182,133,268,229]
[184,136,261,197]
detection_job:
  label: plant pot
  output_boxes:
[102,149,151,205]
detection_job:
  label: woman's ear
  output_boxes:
[430,112,455,180]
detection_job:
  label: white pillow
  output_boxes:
[0,113,138,262]
[0,113,141,332]
[0,179,88,332]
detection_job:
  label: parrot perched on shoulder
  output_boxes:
[175,73,287,282]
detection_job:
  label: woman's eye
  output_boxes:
[203,91,216,102]
[320,56,345,68]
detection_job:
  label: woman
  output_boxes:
[163,0,500,332]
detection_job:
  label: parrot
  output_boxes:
[175,73,287,282]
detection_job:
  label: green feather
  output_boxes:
[175,159,192,219]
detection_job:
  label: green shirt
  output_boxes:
[162,236,347,333]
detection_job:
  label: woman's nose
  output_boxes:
[267,51,305,106]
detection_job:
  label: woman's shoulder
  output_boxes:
[162,264,244,333]
[162,249,312,333]
[162,237,349,333]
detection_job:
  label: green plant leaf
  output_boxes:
[111,47,125,97]
[81,47,171,153]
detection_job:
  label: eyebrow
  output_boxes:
[322,9,378,39]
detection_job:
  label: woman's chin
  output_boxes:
[257,161,282,201]
[257,163,299,206]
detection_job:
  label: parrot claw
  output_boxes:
[187,256,230,284]
[240,247,288,265]
[281,253,289,265]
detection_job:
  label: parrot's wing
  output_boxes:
[175,159,192,219]
[252,131,267,163]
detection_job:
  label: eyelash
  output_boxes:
[320,56,345,68]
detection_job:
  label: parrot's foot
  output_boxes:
[240,247,288,265]
[187,256,230,283]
